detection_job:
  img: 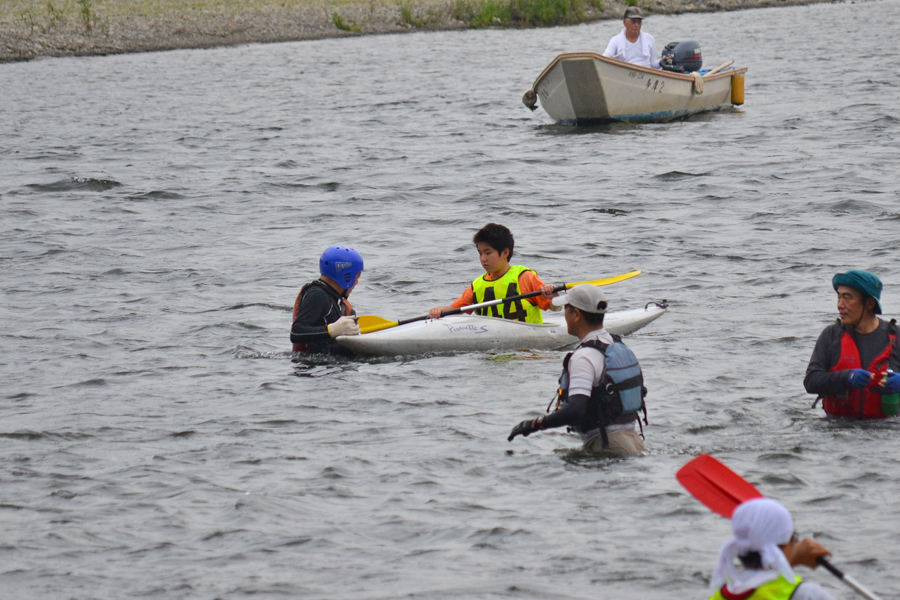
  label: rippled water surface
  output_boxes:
[2,0,900,597]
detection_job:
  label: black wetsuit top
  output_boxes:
[542,395,594,431]
[290,280,355,355]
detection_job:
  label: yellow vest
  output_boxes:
[709,575,802,600]
[471,265,543,324]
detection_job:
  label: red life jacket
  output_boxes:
[823,328,896,419]
[291,280,353,353]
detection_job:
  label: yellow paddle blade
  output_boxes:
[565,270,641,290]
[357,315,399,335]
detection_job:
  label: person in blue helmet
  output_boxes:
[290,246,364,355]
[804,269,900,418]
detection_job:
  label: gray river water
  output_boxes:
[2,0,900,598]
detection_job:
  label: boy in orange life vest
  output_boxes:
[804,269,900,418]
[428,223,557,323]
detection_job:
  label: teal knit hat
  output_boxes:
[832,269,883,314]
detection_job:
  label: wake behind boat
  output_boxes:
[338,301,667,357]
[523,52,747,124]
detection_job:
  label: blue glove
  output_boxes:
[847,369,872,389]
[874,372,900,395]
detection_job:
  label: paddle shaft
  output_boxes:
[817,559,882,600]
[391,284,568,328]
[705,60,734,77]
[358,270,641,334]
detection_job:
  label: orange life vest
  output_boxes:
[823,329,896,418]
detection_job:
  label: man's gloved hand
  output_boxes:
[847,369,872,389]
[327,316,360,338]
[508,418,544,442]
[875,371,900,395]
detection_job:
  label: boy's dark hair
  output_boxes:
[473,223,514,260]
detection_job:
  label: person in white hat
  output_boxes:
[507,284,647,456]
[710,498,833,600]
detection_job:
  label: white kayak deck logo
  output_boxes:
[442,323,489,334]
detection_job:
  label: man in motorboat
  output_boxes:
[804,269,900,418]
[507,285,647,456]
[709,497,834,600]
[602,7,660,69]
[290,246,363,355]
[428,223,557,323]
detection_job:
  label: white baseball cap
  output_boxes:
[551,284,608,313]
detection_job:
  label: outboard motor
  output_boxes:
[660,41,702,73]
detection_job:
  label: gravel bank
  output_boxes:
[1,0,839,62]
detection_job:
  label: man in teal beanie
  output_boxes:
[804,269,900,418]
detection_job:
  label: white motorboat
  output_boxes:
[523,52,747,123]
[338,301,667,357]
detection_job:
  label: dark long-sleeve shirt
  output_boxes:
[804,319,900,397]
[542,394,592,430]
[290,281,355,355]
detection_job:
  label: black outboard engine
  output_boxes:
[660,41,702,73]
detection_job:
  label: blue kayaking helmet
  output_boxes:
[320,246,364,290]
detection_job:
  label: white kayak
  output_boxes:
[338,301,667,357]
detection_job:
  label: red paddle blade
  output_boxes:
[676,454,764,518]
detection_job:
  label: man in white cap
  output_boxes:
[710,497,833,600]
[507,284,647,456]
[603,7,661,69]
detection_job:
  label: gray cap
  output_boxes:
[551,284,608,314]
[623,6,644,19]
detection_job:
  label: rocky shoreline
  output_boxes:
[2,0,839,63]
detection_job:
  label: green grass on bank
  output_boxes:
[453,0,602,27]
[2,0,610,32]
[0,0,369,21]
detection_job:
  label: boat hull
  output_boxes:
[338,303,667,357]
[531,53,747,123]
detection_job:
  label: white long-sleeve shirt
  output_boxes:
[603,29,660,69]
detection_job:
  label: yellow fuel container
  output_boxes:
[731,75,745,105]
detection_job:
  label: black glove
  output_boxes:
[508,418,543,442]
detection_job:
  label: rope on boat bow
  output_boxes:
[522,89,538,111]
[691,72,704,95]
